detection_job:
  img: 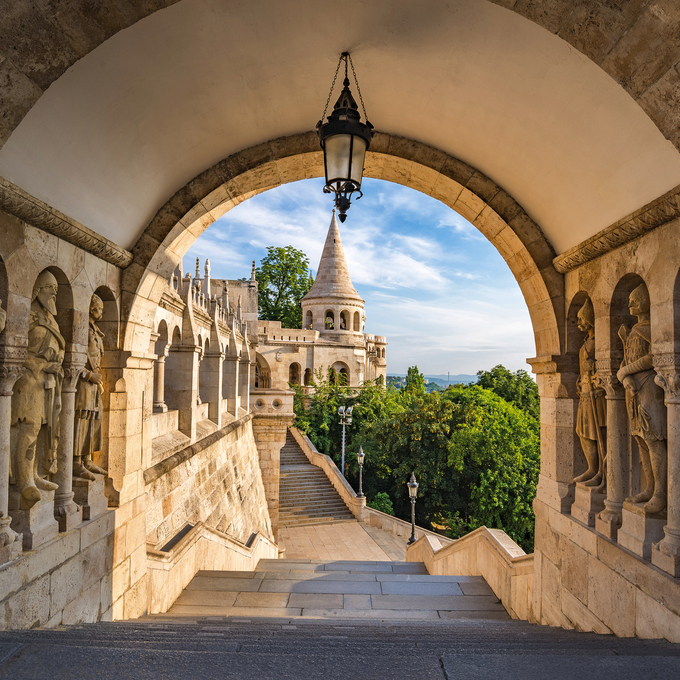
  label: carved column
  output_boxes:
[652,363,680,576]
[153,347,169,413]
[53,363,84,532]
[527,355,580,513]
[0,359,25,556]
[595,369,628,538]
[239,351,251,414]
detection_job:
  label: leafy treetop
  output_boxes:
[256,246,314,329]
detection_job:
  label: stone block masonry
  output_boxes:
[145,415,272,549]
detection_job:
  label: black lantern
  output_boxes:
[407,473,419,546]
[317,52,374,223]
[357,446,365,498]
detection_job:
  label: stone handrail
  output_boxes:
[289,427,454,546]
[147,521,278,613]
[406,527,534,621]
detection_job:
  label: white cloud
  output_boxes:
[184,177,536,375]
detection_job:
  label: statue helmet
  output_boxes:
[630,283,650,313]
[577,298,594,327]
[31,270,58,302]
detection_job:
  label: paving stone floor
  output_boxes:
[163,558,509,621]
[278,520,406,561]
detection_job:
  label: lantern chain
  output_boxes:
[347,53,369,122]
[318,55,343,125]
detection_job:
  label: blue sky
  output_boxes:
[184,178,535,375]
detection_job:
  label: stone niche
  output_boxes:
[532,216,680,643]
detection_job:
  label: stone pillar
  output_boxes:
[595,371,628,538]
[224,355,240,416]
[53,363,85,532]
[239,353,251,414]
[153,347,169,413]
[167,346,200,439]
[528,356,580,513]
[251,388,295,542]
[652,365,680,576]
[0,360,24,560]
[202,350,224,427]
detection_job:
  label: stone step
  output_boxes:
[162,558,515,624]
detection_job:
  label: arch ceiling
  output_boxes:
[1,0,680,256]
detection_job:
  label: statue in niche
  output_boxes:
[73,294,107,481]
[573,299,607,487]
[10,271,63,508]
[617,284,667,515]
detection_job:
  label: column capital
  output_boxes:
[62,364,85,393]
[0,362,26,396]
[526,354,579,376]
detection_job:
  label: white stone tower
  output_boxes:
[301,211,365,337]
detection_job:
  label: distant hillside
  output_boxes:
[387,373,477,386]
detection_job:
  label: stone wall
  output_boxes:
[145,415,272,548]
[530,217,680,643]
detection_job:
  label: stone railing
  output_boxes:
[405,527,534,621]
[146,522,278,613]
[289,428,454,546]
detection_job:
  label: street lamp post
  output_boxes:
[407,473,419,546]
[357,446,365,498]
[338,405,353,477]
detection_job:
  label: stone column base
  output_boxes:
[617,501,666,560]
[651,526,680,577]
[0,516,22,565]
[9,490,59,551]
[571,484,606,527]
[54,491,83,532]
[73,477,108,521]
[595,500,622,539]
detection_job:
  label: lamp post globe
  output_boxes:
[317,53,373,223]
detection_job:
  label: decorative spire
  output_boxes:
[251,260,256,282]
[302,211,363,303]
[204,259,211,298]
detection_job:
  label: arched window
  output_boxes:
[353,311,360,331]
[339,310,348,330]
[325,310,335,330]
[305,310,313,329]
[304,368,312,386]
[289,362,301,384]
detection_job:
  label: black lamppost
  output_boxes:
[357,446,365,498]
[338,405,353,476]
[407,473,419,546]
[317,52,374,223]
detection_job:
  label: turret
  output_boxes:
[301,211,364,336]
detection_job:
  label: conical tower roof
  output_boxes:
[303,211,364,304]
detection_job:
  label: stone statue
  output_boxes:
[617,284,667,515]
[73,294,107,481]
[573,299,607,487]
[10,271,64,508]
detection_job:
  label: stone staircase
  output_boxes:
[162,559,510,621]
[279,431,355,527]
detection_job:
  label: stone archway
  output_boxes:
[122,132,563,360]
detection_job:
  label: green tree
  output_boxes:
[256,246,313,328]
[403,365,425,396]
[476,365,539,421]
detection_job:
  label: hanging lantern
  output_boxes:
[317,52,374,223]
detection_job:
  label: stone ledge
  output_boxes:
[0,176,133,268]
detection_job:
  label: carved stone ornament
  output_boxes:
[10,271,64,508]
[73,295,108,482]
[0,176,133,269]
[655,370,680,404]
[0,364,26,397]
[617,285,667,515]
[554,183,680,273]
